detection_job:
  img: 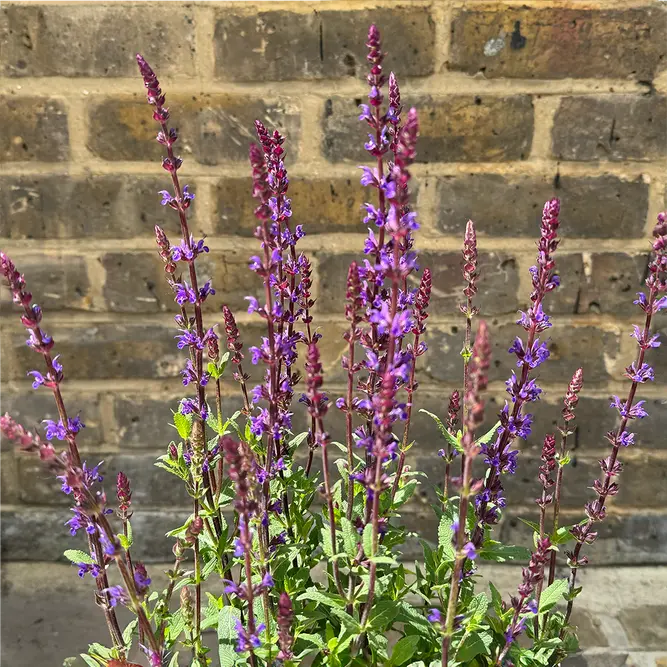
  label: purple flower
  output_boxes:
[235,619,264,653]
[427,608,442,624]
[462,542,477,560]
[619,430,635,447]
[158,190,173,206]
[103,585,128,608]
[610,396,648,419]
[27,370,45,389]
[359,166,378,187]
[625,361,654,383]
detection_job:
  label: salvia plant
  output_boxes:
[1,25,666,667]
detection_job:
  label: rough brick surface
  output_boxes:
[435,174,649,238]
[0,96,68,162]
[449,6,667,80]
[553,96,667,161]
[0,254,90,311]
[213,6,435,82]
[0,4,197,77]
[215,175,376,236]
[323,95,533,163]
[316,250,520,315]
[0,175,172,239]
[87,95,301,164]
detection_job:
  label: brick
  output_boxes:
[102,251,260,314]
[0,254,90,311]
[529,396,667,452]
[435,173,649,238]
[553,96,667,162]
[4,323,180,381]
[213,7,434,82]
[562,651,629,667]
[499,512,667,565]
[315,251,519,315]
[1,453,19,504]
[614,456,667,509]
[449,6,667,80]
[551,253,649,316]
[0,5,196,77]
[0,508,189,561]
[567,610,609,649]
[215,176,377,236]
[0,392,104,450]
[114,395,181,448]
[323,95,533,163]
[0,175,174,239]
[17,452,190,507]
[0,97,68,162]
[423,323,618,386]
[87,95,301,164]
[619,606,667,649]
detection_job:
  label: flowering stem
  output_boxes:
[563,302,655,631]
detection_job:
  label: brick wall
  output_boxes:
[1,1,666,567]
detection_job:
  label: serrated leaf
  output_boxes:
[517,517,541,533]
[173,411,192,440]
[340,517,358,559]
[419,409,463,453]
[63,549,95,565]
[168,653,180,667]
[480,541,531,562]
[455,630,493,662]
[394,479,418,508]
[468,593,489,623]
[289,431,310,450]
[218,606,242,667]
[387,635,421,666]
[539,579,569,613]
[475,420,501,447]
[437,514,455,561]
[122,618,137,647]
[551,524,578,546]
[489,582,503,615]
[321,527,335,558]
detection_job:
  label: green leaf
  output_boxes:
[394,480,418,508]
[551,524,578,546]
[479,541,531,562]
[321,527,335,558]
[475,420,501,446]
[387,635,421,666]
[456,630,493,662]
[517,517,541,534]
[63,549,94,565]
[369,600,400,630]
[79,656,101,667]
[168,653,180,667]
[468,593,489,623]
[122,619,137,647]
[419,409,463,453]
[218,606,242,667]
[489,582,504,616]
[173,411,193,440]
[340,517,358,559]
[437,513,455,561]
[539,579,569,613]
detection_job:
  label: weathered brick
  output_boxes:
[449,6,667,80]
[0,175,174,239]
[614,456,667,509]
[551,253,649,316]
[1,453,19,504]
[500,511,667,566]
[0,97,68,162]
[0,254,90,311]
[1,508,189,561]
[423,323,618,386]
[0,5,196,77]
[213,7,434,82]
[17,452,190,507]
[435,173,649,238]
[102,249,262,313]
[4,323,179,381]
[618,606,667,649]
[553,96,667,161]
[323,95,533,163]
[528,396,667,452]
[215,176,377,236]
[87,95,301,164]
[315,251,519,315]
[114,394,182,448]
[0,392,104,449]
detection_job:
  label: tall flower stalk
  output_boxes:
[547,368,583,587]
[441,321,490,666]
[563,213,667,629]
[474,199,561,545]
